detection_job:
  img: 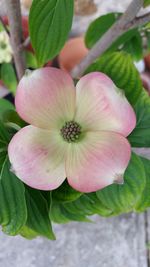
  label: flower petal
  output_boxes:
[15,67,76,129]
[66,131,131,193]
[75,72,136,136]
[8,125,67,190]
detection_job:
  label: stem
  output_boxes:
[22,36,30,48]
[71,0,144,79]
[126,12,150,29]
[5,0,26,80]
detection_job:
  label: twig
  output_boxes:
[71,0,144,79]
[22,36,30,48]
[119,0,143,23]
[5,0,26,80]
[126,12,150,29]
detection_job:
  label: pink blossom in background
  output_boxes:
[8,67,136,192]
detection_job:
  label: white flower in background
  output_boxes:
[0,31,12,64]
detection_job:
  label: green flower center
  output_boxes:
[60,121,82,143]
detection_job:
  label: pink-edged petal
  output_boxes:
[8,125,67,190]
[75,72,136,136]
[15,67,76,129]
[66,131,131,193]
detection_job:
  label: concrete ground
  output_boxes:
[0,212,149,267]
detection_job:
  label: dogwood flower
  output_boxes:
[0,31,12,63]
[8,67,136,193]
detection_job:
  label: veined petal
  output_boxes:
[15,67,76,129]
[66,131,131,193]
[8,126,67,190]
[75,72,136,136]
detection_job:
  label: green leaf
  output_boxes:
[25,187,55,240]
[85,13,120,49]
[52,180,82,203]
[2,110,27,129]
[25,51,38,69]
[0,120,11,144]
[0,159,27,235]
[135,157,150,212]
[122,32,143,61]
[0,22,5,32]
[0,99,14,121]
[110,30,142,59]
[128,90,150,147]
[29,0,74,65]
[85,51,142,105]
[19,225,38,240]
[0,151,7,166]
[96,153,146,214]
[85,12,142,59]
[50,202,90,223]
[144,0,150,7]
[0,117,20,146]
[64,193,112,218]
[50,202,70,224]
[1,63,17,95]
[60,204,91,222]
[145,31,150,52]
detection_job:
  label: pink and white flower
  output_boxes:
[8,67,136,192]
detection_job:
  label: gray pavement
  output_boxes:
[0,213,148,267]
